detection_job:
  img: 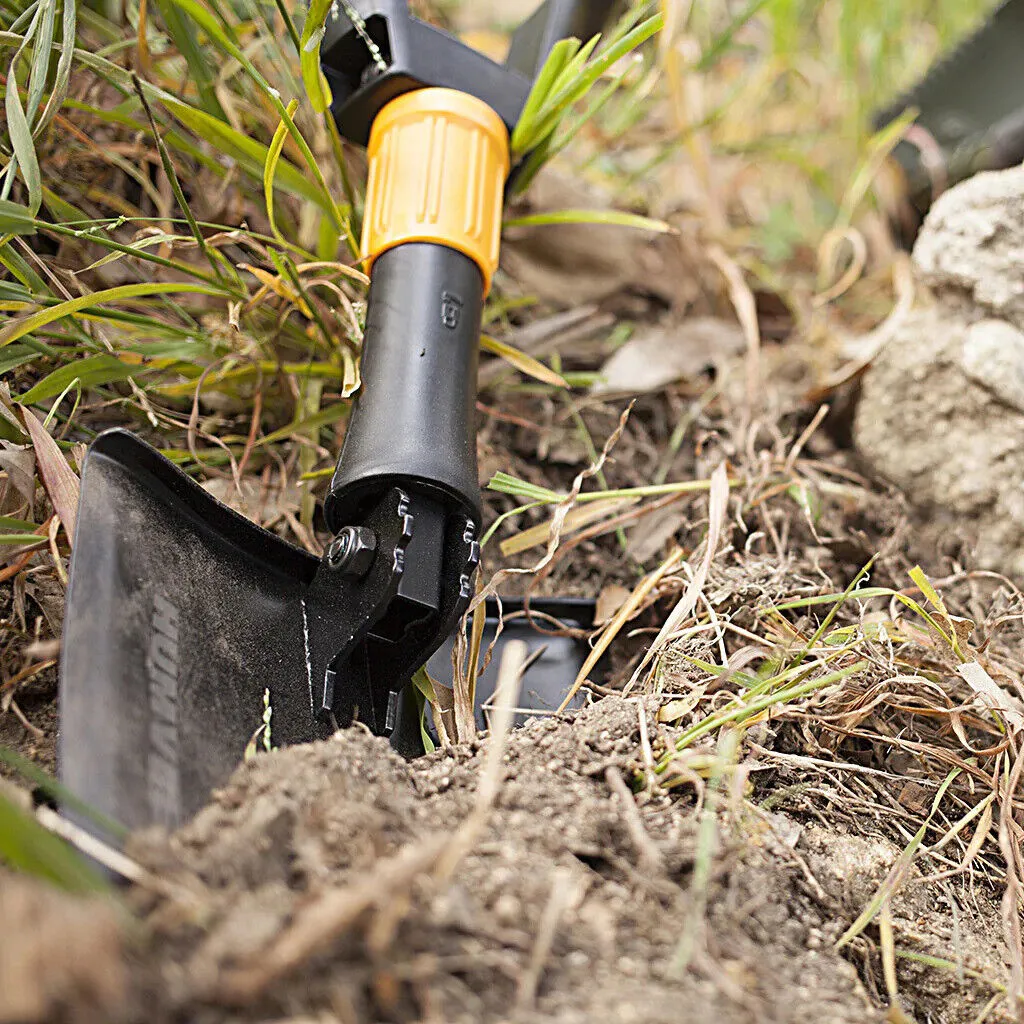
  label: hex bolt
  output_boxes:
[326,526,378,577]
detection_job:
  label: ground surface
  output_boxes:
[5,699,1013,1024]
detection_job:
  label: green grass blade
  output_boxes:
[698,0,774,70]
[767,587,894,611]
[0,745,128,842]
[480,334,569,388]
[255,400,349,448]
[152,0,227,118]
[504,209,672,233]
[132,74,239,289]
[515,12,663,158]
[0,793,109,893]
[31,0,76,137]
[0,239,48,293]
[511,36,579,155]
[510,57,634,196]
[24,0,56,123]
[5,53,43,213]
[664,659,869,762]
[41,183,88,224]
[787,556,875,671]
[0,344,38,375]
[486,471,562,504]
[18,353,149,404]
[0,282,224,347]
[299,0,333,113]
[157,0,346,232]
[0,515,38,530]
[265,98,298,242]
[0,199,37,234]
[160,96,330,209]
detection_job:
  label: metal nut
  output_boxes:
[326,526,377,578]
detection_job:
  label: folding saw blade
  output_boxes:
[875,0,1024,226]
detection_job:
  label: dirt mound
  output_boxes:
[0,872,127,1024]
[84,695,998,1024]
[120,698,876,1024]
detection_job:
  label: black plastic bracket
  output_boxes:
[321,0,619,147]
[312,486,480,749]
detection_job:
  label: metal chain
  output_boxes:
[336,0,388,73]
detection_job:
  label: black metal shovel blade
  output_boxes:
[59,429,326,837]
[59,431,601,842]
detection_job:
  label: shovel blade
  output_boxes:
[59,432,603,840]
[59,430,323,836]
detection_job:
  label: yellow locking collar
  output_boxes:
[361,88,510,295]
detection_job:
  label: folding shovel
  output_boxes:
[58,0,615,839]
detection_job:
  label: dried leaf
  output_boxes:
[595,583,632,623]
[0,445,36,511]
[948,615,976,649]
[625,505,686,563]
[658,689,705,724]
[592,318,744,396]
[21,408,79,543]
[957,661,1024,731]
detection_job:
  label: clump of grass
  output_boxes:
[553,431,1024,1012]
[481,373,1022,1013]
[0,0,996,504]
[510,2,664,193]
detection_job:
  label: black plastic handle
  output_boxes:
[324,242,484,532]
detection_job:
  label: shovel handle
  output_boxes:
[325,88,510,531]
[325,241,484,529]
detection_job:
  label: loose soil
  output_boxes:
[128,698,879,1024]
[6,696,1012,1024]
[3,316,1020,1024]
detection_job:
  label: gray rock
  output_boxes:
[913,166,1024,330]
[959,319,1024,412]
[855,167,1024,576]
